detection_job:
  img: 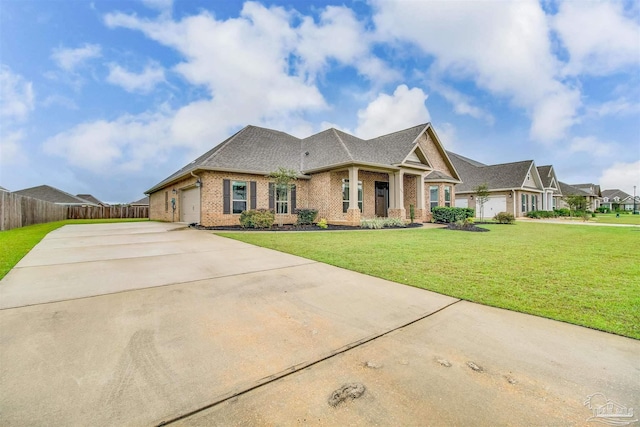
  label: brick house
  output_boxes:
[146,123,461,226]
[447,152,546,218]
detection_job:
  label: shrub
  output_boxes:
[431,207,475,224]
[596,207,609,213]
[553,208,570,217]
[526,210,556,219]
[494,211,515,224]
[317,218,328,229]
[296,208,318,225]
[239,209,275,229]
[360,217,406,229]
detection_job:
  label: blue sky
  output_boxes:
[1,0,639,203]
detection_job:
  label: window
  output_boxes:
[165,191,168,212]
[430,186,439,211]
[232,181,247,214]
[444,186,451,207]
[275,184,288,214]
[521,194,526,213]
[342,179,363,213]
[531,195,536,211]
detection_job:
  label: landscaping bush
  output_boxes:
[317,218,328,229]
[526,210,556,219]
[295,208,318,225]
[553,208,570,217]
[596,207,609,213]
[239,209,275,229]
[494,211,515,224]
[431,207,474,223]
[360,217,406,229]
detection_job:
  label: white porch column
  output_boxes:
[389,173,396,208]
[394,170,404,208]
[349,166,359,210]
[416,173,425,211]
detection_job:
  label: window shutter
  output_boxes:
[250,181,257,209]
[291,185,296,212]
[269,183,275,210]
[223,179,230,214]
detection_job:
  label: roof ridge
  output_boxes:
[332,128,353,161]
[477,159,534,168]
[366,122,429,141]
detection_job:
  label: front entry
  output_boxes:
[375,181,389,217]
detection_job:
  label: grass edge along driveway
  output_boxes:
[0,219,149,280]
[219,223,640,340]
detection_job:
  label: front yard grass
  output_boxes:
[0,219,148,280]
[594,213,640,225]
[220,223,640,339]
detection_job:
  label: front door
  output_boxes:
[375,181,389,217]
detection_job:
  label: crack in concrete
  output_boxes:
[155,298,463,426]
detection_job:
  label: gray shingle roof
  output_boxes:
[147,123,453,194]
[425,170,457,181]
[448,152,536,192]
[14,185,99,206]
[571,183,601,197]
[558,182,590,197]
[602,189,631,200]
[129,196,149,206]
[76,194,107,206]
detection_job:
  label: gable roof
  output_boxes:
[602,189,631,200]
[14,185,99,206]
[129,196,149,206]
[147,123,459,194]
[571,183,601,197]
[558,181,590,197]
[447,151,542,193]
[77,194,107,206]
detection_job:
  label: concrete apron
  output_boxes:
[1,223,638,426]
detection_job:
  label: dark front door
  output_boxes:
[375,181,389,217]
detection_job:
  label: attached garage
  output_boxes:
[476,195,506,218]
[180,187,201,224]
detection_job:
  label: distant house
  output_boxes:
[145,123,462,226]
[13,185,99,206]
[447,151,545,218]
[129,196,149,206]
[556,182,590,210]
[601,189,638,211]
[77,194,109,207]
[557,182,601,211]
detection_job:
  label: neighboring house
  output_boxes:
[536,165,563,210]
[569,183,601,211]
[146,123,462,226]
[556,182,590,210]
[447,152,544,218]
[13,185,99,206]
[129,196,149,206]
[0,186,10,193]
[77,194,109,207]
[601,189,638,211]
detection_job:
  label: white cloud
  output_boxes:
[51,43,102,71]
[569,136,618,157]
[372,0,580,143]
[356,85,430,139]
[141,0,172,13]
[431,82,494,124]
[599,161,640,196]
[0,130,28,165]
[553,1,640,76]
[588,97,640,118]
[0,66,35,120]
[106,62,165,93]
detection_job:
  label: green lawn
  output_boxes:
[219,223,640,339]
[594,213,640,225]
[0,219,148,280]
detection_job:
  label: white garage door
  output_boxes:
[180,187,201,224]
[476,195,506,218]
[456,198,468,208]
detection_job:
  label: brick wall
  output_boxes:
[418,132,454,177]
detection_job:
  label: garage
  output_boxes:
[476,195,506,218]
[180,187,201,224]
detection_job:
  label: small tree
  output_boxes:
[563,195,587,217]
[268,167,298,226]
[474,183,490,221]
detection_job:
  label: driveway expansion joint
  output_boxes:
[156,298,462,426]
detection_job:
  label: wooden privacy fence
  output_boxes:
[0,192,149,231]
[1,192,67,231]
[67,205,149,220]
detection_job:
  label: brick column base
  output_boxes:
[413,208,425,223]
[345,208,361,226]
[388,208,406,221]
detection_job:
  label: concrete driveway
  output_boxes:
[1,222,638,426]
